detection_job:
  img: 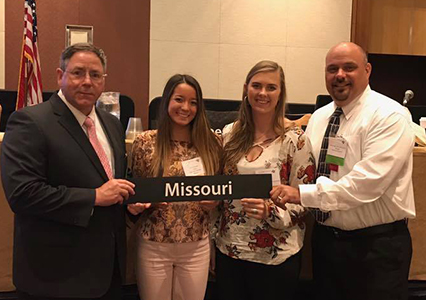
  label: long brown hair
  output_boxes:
[152,74,221,177]
[222,60,288,167]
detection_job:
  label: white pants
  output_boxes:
[136,237,210,300]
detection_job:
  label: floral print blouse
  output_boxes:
[214,124,315,265]
[131,130,210,243]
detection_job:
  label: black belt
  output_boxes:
[316,219,408,239]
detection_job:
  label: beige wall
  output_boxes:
[0,0,4,89]
[150,0,352,104]
[0,1,352,112]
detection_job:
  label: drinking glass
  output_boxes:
[126,117,143,140]
[97,92,120,120]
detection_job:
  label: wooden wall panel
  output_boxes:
[353,0,426,56]
[4,0,23,91]
[36,1,80,90]
[412,0,426,55]
[79,0,150,127]
[5,0,80,92]
[352,0,426,107]
[368,0,413,55]
[5,0,149,126]
[351,0,371,51]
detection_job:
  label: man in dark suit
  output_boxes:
[1,43,135,300]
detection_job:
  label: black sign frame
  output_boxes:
[125,174,272,204]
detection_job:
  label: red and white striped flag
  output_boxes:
[16,0,43,110]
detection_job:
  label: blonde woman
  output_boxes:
[128,74,222,300]
[214,61,315,300]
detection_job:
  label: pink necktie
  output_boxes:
[84,116,113,180]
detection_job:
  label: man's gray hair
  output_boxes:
[60,43,107,71]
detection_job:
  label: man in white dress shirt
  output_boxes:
[271,42,415,300]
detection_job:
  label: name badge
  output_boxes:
[325,137,347,167]
[182,157,205,176]
[256,167,281,187]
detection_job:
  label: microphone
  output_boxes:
[403,90,414,106]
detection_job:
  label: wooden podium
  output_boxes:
[408,147,426,280]
[0,133,14,291]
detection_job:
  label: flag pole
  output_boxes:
[16,0,43,110]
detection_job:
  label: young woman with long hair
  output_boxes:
[214,60,315,300]
[128,74,222,300]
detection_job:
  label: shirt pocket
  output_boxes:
[341,134,362,167]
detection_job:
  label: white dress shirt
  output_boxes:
[58,90,115,176]
[300,85,415,230]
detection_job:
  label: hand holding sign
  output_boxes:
[152,202,169,209]
[270,184,301,209]
[127,202,151,215]
[95,179,135,206]
[199,200,220,211]
[241,198,270,220]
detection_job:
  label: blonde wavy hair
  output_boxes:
[222,60,290,167]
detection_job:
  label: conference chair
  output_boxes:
[119,94,135,131]
[315,94,333,111]
[0,90,18,132]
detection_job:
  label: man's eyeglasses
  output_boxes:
[64,69,107,82]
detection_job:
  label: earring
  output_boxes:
[244,96,250,105]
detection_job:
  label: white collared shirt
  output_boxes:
[300,85,415,230]
[58,90,115,177]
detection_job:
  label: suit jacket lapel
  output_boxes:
[50,94,109,181]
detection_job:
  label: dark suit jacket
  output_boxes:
[0,94,127,298]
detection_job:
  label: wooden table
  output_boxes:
[0,133,14,291]
[408,147,426,280]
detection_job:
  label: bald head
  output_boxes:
[325,42,372,107]
[327,42,368,65]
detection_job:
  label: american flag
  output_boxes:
[16,0,43,110]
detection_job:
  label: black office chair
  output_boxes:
[315,94,333,111]
[119,94,135,132]
[285,113,308,121]
[204,98,240,130]
[0,90,18,132]
[148,96,162,130]
[286,103,315,115]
